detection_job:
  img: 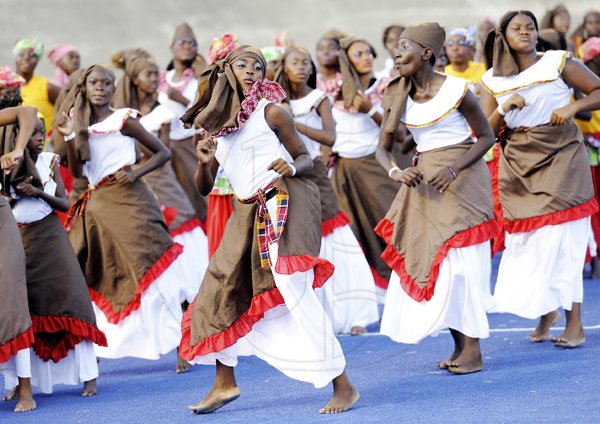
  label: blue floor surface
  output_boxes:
[2,260,600,423]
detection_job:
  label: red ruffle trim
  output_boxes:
[321,212,351,237]
[30,315,108,363]
[178,255,334,361]
[170,217,203,238]
[89,242,184,324]
[370,267,390,290]
[503,198,599,234]
[374,218,394,244]
[381,219,501,302]
[0,328,35,364]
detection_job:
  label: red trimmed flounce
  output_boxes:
[31,315,108,363]
[370,267,390,290]
[170,217,203,238]
[0,328,35,364]
[374,218,394,244]
[489,144,505,254]
[89,242,184,324]
[178,255,334,361]
[207,194,234,258]
[381,219,501,302]
[321,212,351,237]
[503,198,599,234]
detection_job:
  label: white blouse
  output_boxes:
[289,89,328,160]
[215,99,288,199]
[158,69,197,140]
[480,50,572,129]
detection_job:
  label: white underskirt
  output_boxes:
[172,226,208,304]
[381,242,492,344]
[314,224,379,333]
[492,217,589,319]
[0,348,31,390]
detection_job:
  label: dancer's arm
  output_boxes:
[0,106,37,172]
[55,111,84,178]
[194,136,219,196]
[551,58,600,125]
[295,98,336,146]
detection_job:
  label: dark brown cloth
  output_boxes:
[188,176,322,346]
[383,142,494,287]
[68,177,174,315]
[0,124,41,195]
[304,158,340,222]
[338,37,377,109]
[180,46,266,134]
[169,136,208,222]
[0,197,31,347]
[331,154,400,281]
[499,121,594,222]
[382,22,446,134]
[491,30,520,77]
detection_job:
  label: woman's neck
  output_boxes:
[318,64,338,79]
[136,87,156,115]
[19,70,34,83]
[410,65,439,95]
[289,81,312,99]
[90,104,112,124]
[450,60,470,73]
[29,151,38,163]
[358,72,374,90]
[514,50,539,72]
[172,59,191,80]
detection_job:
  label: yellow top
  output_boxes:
[576,110,600,139]
[20,75,55,128]
[444,61,486,83]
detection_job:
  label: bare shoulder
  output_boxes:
[264,103,293,129]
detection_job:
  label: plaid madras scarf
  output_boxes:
[239,183,289,269]
[213,79,287,138]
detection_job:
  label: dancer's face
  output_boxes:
[59,51,81,75]
[172,38,198,63]
[585,13,600,38]
[27,118,45,155]
[284,50,312,84]
[15,48,39,75]
[348,41,374,75]
[505,13,538,54]
[316,39,339,67]
[231,55,264,91]
[552,11,570,34]
[86,68,115,107]
[445,35,471,66]
[384,29,402,58]
[134,63,160,94]
[394,38,427,77]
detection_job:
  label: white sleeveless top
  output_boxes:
[215,99,288,199]
[139,104,177,134]
[158,69,197,140]
[402,75,472,152]
[331,77,386,159]
[83,108,138,186]
[289,89,328,160]
[480,50,571,129]
[12,152,59,224]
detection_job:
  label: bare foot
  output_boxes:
[188,386,240,414]
[350,326,367,336]
[436,347,462,370]
[319,372,359,414]
[14,379,35,413]
[3,386,18,401]
[447,335,483,375]
[81,379,97,397]
[552,326,586,349]
[177,355,191,374]
[529,310,560,342]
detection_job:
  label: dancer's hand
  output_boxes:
[15,177,40,197]
[550,104,576,125]
[114,169,137,184]
[0,150,23,173]
[352,92,372,114]
[55,112,74,136]
[196,137,218,164]
[268,158,295,176]
[428,167,457,193]
[499,94,526,114]
[395,167,423,187]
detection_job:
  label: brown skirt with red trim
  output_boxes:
[169,136,208,223]
[179,176,334,360]
[0,197,33,363]
[20,213,107,362]
[331,154,400,286]
[375,141,499,302]
[68,178,182,324]
[499,121,598,232]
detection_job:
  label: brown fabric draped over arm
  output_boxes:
[54,65,115,162]
[180,45,266,135]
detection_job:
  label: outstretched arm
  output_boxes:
[0,106,37,172]
[551,58,600,125]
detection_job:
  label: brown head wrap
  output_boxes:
[55,65,116,162]
[272,46,315,101]
[112,48,156,110]
[180,45,267,135]
[171,23,208,77]
[338,37,377,109]
[382,22,446,134]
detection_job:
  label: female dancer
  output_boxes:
[0,104,37,412]
[10,117,106,396]
[179,45,358,415]
[330,36,398,298]
[376,23,498,374]
[54,65,187,362]
[480,11,600,347]
[274,46,378,334]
